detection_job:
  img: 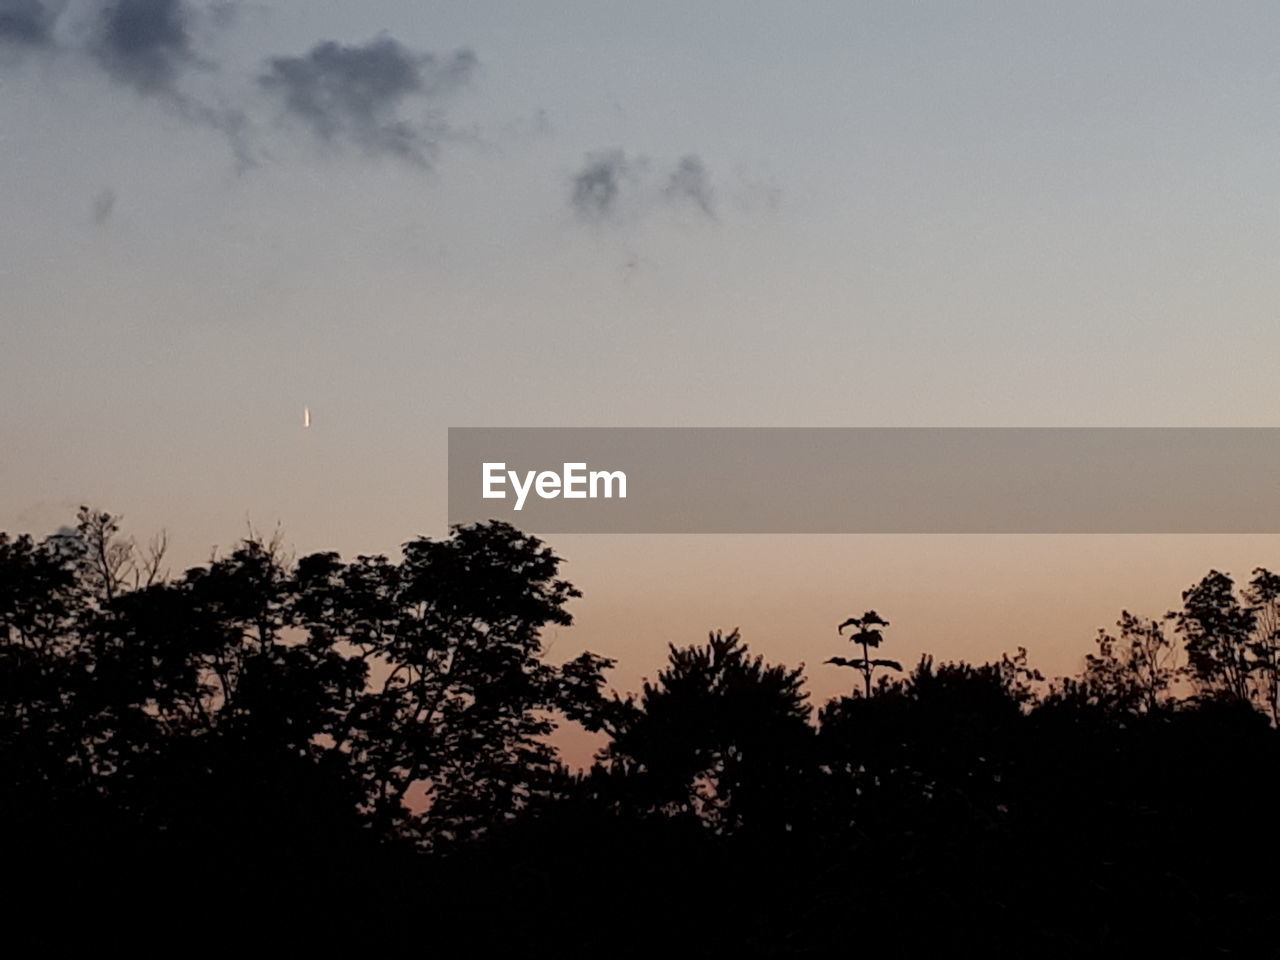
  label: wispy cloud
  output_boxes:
[571,150,631,221]
[571,150,717,223]
[259,37,476,164]
[91,187,116,224]
[0,1,253,162]
[665,154,714,218]
[0,6,482,171]
[5,4,749,227]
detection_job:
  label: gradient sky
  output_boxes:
[4,3,1280,760]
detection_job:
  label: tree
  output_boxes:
[0,528,88,803]
[59,506,167,603]
[828,609,901,698]
[1173,571,1257,706]
[596,629,813,834]
[818,653,1031,829]
[290,520,614,842]
[0,512,615,848]
[1077,612,1180,714]
[1243,568,1280,724]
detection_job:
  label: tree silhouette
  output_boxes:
[287,520,615,842]
[1,512,614,852]
[593,629,813,834]
[1174,570,1259,706]
[1073,611,1180,714]
[4,509,1280,954]
[1243,568,1280,724]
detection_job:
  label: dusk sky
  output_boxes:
[4,2,1280,740]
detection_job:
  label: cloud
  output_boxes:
[90,0,198,96]
[571,150,718,223]
[91,187,116,224]
[83,1,255,167]
[259,36,476,164]
[0,0,55,46]
[0,1,251,160]
[1,1,209,87]
[3,9,485,174]
[571,150,630,221]
[665,154,714,218]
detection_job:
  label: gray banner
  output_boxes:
[447,428,1280,533]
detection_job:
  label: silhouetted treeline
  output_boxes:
[3,509,1280,956]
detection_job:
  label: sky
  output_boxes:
[3,2,1280,756]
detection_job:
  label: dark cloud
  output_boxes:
[0,0,55,46]
[1,8,483,175]
[665,154,714,218]
[0,2,251,167]
[571,150,629,221]
[85,1,254,167]
[3,9,485,176]
[90,0,197,96]
[1,2,223,102]
[259,37,476,163]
